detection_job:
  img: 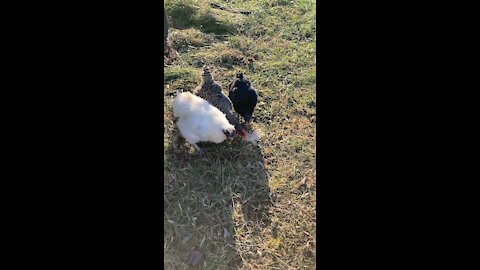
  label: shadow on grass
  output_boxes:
[164,128,272,269]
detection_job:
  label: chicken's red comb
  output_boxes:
[241,129,248,140]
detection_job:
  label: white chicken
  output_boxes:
[172,91,237,152]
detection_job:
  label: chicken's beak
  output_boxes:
[224,130,236,140]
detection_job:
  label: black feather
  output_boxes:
[228,73,257,122]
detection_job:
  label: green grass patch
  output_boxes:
[165,0,240,35]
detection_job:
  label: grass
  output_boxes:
[164,0,316,269]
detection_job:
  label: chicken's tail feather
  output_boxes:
[201,65,214,83]
[172,92,195,118]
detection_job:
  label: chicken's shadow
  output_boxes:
[164,131,272,269]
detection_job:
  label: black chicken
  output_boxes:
[228,73,258,124]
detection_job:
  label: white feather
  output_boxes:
[172,92,235,147]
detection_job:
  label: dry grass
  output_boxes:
[164,0,316,269]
